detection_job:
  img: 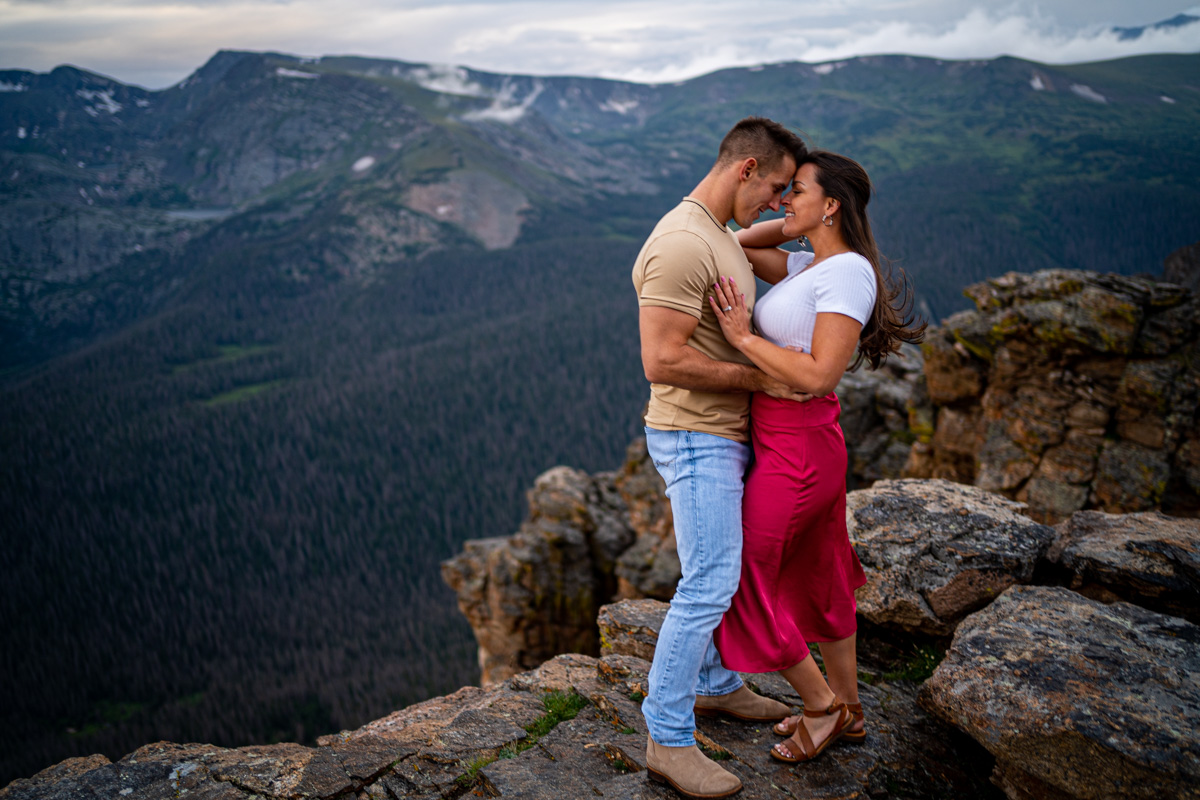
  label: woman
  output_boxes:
[709,150,924,764]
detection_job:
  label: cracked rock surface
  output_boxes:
[919,585,1200,800]
[848,478,1057,636]
[1046,509,1200,625]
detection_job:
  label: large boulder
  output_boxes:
[848,478,1057,636]
[904,269,1200,523]
[919,585,1200,800]
[1046,510,1200,624]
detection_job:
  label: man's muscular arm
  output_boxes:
[639,306,803,398]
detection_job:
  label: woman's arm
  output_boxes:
[737,219,793,284]
[737,218,791,248]
[710,276,862,396]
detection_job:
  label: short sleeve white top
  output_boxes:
[752,251,877,352]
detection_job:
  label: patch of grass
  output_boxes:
[473,690,592,776]
[699,744,731,762]
[203,379,287,407]
[628,690,645,703]
[455,755,495,787]
[172,344,275,374]
[525,690,589,739]
[619,726,636,735]
[883,644,945,683]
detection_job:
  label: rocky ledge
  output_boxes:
[8,485,1199,799]
[2,598,998,800]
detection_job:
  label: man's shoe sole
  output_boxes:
[647,766,742,799]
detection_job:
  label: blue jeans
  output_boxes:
[642,427,749,747]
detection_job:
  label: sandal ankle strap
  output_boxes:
[803,696,846,718]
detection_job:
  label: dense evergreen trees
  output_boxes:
[0,236,648,783]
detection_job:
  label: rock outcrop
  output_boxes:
[440,439,677,686]
[5,599,999,800]
[1045,509,1200,624]
[919,585,1200,800]
[848,478,1057,636]
[905,269,1200,523]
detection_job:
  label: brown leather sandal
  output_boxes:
[840,701,866,744]
[769,697,853,764]
[775,701,866,745]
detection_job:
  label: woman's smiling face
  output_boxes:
[781,162,837,238]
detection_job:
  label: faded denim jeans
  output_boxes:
[642,427,748,747]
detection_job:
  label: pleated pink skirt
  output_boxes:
[714,392,866,673]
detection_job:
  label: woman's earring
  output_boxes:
[822,214,834,227]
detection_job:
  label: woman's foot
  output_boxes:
[776,701,865,745]
[769,698,853,763]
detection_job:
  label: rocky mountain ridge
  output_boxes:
[4,48,1199,367]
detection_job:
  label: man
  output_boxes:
[632,117,809,798]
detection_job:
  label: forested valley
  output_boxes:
[0,232,650,783]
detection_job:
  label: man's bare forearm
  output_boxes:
[644,344,769,393]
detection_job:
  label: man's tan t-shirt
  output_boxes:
[632,197,757,443]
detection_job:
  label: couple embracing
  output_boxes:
[632,117,925,799]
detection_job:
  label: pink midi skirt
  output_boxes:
[714,392,866,673]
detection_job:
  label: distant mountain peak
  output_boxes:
[1113,12,1199,41]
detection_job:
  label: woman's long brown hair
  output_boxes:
[802,150,926,369]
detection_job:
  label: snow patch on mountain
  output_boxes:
[1070,84,1107,103]
[812,61,847,75]
[77,89,122,115]
[600,97,639,115]
[275,68,318,79]
[463,79,544,124]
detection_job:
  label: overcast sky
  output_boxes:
[1,0,1198,90]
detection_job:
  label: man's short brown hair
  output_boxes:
[715,117,807,173]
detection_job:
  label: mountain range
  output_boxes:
[1,44,1198,784]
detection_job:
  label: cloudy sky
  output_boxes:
[1,0,1198,90]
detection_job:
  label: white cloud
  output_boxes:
[0,1,1196,89]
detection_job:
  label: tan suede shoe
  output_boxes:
[694,685,792,722]
[646,737,742,799]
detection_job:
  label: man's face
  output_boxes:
[732,157,796,229]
